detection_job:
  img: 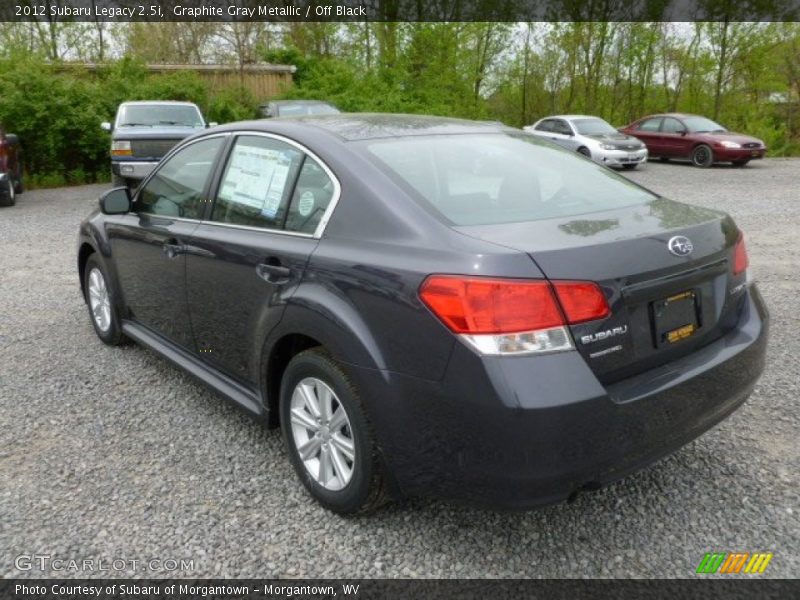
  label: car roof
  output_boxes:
[270,100,335,106]
[640,113,698,119]
[120,101,199,107]
[542,115,604,121]
[217,113,516,141]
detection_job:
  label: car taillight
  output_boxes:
[419,275,609,355]
[733,232,749,276]
[552,281,611,324]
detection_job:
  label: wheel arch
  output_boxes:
[77,241,96,300]
[260,296,388,427]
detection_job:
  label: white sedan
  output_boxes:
[525,115,648,170]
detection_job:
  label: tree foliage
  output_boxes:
[1,20,799,187]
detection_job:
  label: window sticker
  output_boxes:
[220,144,292,218]
[297,190,315,217]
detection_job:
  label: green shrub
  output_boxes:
[0,57,259,187]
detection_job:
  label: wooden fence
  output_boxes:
[60,62,296,100]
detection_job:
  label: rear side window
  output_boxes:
[637,118,662,132]
[212,136,303,229]
[534,120,553,132]
[365,133,656,226]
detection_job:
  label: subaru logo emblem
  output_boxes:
[668,236,693,256]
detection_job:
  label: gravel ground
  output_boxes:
[1,159,798,579]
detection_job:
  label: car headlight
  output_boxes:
[599,143,616,150]
[720,141,741,149]
[111,140,132,156]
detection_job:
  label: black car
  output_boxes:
[0,124,24,206]
[77,114,768,514]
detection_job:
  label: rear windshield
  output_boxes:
[365,133,656,225]
[117,104,204,128]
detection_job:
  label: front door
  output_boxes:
[186,134,337,385]
[107,136,226,349]
[659,117,692,157]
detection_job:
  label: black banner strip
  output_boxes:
[1,0,800,23]
[2,579,800,600]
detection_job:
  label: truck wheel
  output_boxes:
[0,177,15,207]
[13,171,24,194]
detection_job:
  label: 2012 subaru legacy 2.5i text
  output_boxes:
[77,114,768,514]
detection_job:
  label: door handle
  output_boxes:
[256,261,291,284]
[162,239,183,259]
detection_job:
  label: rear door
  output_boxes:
[631,117,664,155]
[185,133,338,385]
[106,135,226,349]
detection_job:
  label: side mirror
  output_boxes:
[679,129,688,136]
[5,133,19,145]
[101,122,112,132]
[207,122,218,128]
[99,187,131,215]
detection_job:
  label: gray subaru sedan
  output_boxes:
[78,114,768,513]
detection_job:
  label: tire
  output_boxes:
[111,173,128,188]
[732,159,750,167]
[577,147,591,159]
[691,144,714,168]
[13,171,24,194]
[280,347,388,515]
[83,254,127,346]
[622,164,638,170]
[0,177,15,207]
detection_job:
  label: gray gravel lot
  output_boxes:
[1,159,798,579]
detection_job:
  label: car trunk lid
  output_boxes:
[455,198,745,383]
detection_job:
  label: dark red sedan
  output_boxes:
[620,113,766,168]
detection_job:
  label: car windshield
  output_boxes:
[682,116,727,133]
[278,103,340,117]
[573,118,616,135]
[365,133,656,226]
[117,105,204,128]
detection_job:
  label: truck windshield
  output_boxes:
[117,105,204,128]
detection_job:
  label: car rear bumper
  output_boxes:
[352,283,768,508]
[596,147,648,167]
[111,159,158,180]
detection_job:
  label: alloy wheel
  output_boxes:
[289,377,356,491]
[692,145,712,167]
[87,267,112,332]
